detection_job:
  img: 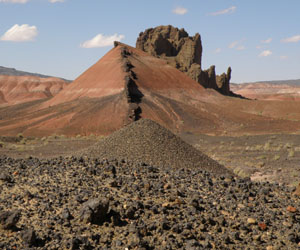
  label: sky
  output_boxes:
[0,0,299,83]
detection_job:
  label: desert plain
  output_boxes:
[0,25,299,249]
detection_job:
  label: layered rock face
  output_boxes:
[136,25,232,96]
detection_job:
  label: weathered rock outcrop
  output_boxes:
[116,42,143,123]
[136,25,202,72]
[216,67,231,95]
[136,25,233,96]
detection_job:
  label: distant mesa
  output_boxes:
[231,79,300,101]
[136,25,239,97]
[0,66,70,81]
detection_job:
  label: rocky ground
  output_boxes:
[0,155,299,250]
[182,133,300,186]
[0,120,299,249]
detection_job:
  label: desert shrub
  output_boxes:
[288,149,295,158]
[294,147,300,152]
[264,142,271,151]
[20,138,27,145]
[257,155,267,160]
[233,167,250,178]
[274,155,280,161]
[272,145,282,152]
[284,143,293,149]
[257,161,265,168]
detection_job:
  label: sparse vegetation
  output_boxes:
[263,141,271,151]
[274,155,280,161]
[288,149,295,158]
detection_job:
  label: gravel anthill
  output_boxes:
[83,119,232,176]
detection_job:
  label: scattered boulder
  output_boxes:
[79,198,109,224]
[21,229,37,246]
[136,25,236,96]
[0,172,13,183]
[69,237,91,250]
[293,183,300,196]
[287,206,297,213]
[0,210,20,230]
[61,208,73,221]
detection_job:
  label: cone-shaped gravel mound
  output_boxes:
[83,119,231,176]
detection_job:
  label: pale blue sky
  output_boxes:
[0,0,299,83]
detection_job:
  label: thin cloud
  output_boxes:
[228,41,239,49]
[281,35,300,43]
[280,55,288,60]
[49,0,64,2]
[172,6,188,15]
[236,45,245,51]
[228,40,245,50]
[0,0,28,3]
[259,50,272,57]
[208,6,236,16]
[214,48,221,54]
[1,24,37,42]
[80,33,125,48]
[261,38,272,44]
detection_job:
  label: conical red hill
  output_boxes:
[44,42,210,108]
[17,42,216,136]
[43,45,128,107]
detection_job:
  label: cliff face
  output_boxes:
[136,25,233,96]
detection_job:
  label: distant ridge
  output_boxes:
[254,79,300,86]
[231,79,300,101]
[234,79,300,86]
[0,66,71,82]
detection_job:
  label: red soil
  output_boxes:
[0,75,69,106]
